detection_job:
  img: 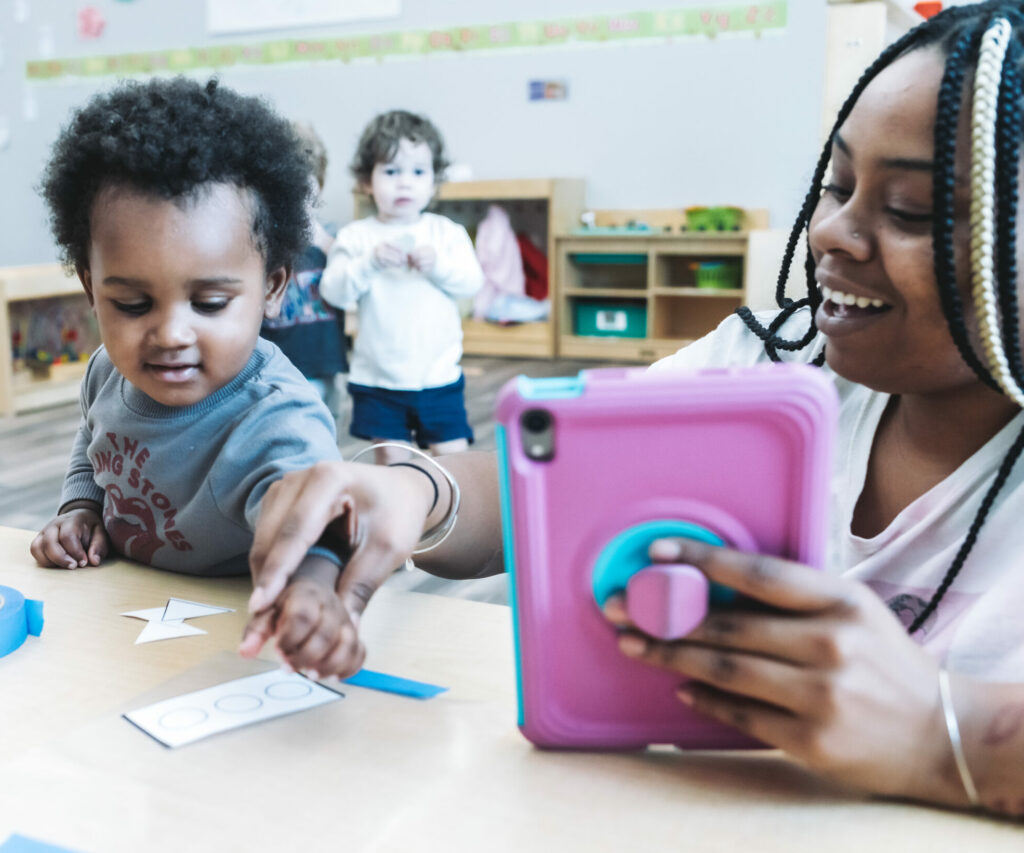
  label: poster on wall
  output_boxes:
[206,0,401,35]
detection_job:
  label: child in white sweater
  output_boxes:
[320,110,483,464]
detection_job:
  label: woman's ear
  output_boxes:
[263,266,291,319]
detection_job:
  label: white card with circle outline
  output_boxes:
[123,669,343,748]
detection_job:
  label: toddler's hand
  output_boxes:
[240,555,365,680]
[373,241,409,270]
[30,503,108,569]
[409,245,437,273]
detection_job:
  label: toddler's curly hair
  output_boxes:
[41,76,312,274]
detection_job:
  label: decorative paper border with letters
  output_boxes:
[25,3,787,82]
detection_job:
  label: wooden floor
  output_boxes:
[0,355,619,604]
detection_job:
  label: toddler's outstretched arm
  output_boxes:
[31,498,108,569]
[247,452,502,616]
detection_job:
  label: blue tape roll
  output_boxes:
[0,585,44,658]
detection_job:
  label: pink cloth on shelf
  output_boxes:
[473,205,526,320]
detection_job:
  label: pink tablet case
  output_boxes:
[495,363,838,749]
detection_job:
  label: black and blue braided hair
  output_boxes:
[737,2,1024,634]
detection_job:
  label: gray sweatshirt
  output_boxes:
[60,338,341,576]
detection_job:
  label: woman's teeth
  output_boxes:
[821,285,886,309]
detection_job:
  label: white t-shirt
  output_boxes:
[320,213,484,390]
[652,309,1024,680]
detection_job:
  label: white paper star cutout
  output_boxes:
[121,598,234,644]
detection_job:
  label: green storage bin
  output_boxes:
[573,301,647,338]
[691,261,742,290]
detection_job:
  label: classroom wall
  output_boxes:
[0,0,827,267]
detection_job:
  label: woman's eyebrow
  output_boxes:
[834,132,934,172]
[880,155,934,172]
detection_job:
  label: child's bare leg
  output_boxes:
[371,439,417,466]
[429,438,469,456]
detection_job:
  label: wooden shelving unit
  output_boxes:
[556,209,768,362]
[355,178,585,358]
[0,264,91,416]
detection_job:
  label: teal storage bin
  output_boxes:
[571,253,647,265]
[574,301,647,338]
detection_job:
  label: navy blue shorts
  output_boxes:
[348,375,474,448]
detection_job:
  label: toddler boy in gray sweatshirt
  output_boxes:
[31,77,360,680]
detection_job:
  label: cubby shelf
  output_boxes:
[0,264,91,416]
[556,215,766,362]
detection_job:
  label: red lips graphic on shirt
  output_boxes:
[104,483,165,563]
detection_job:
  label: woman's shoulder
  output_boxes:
[648,307,823,374]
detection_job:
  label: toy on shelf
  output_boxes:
[684,206,745,232]
[573,215,655,237]
[691,260,742,290]
[574,206,753,236]
[10,295,99,378]
[1,263,101,415]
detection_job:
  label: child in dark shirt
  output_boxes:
[261,122,348,415]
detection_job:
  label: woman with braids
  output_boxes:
[245,1,1024,813]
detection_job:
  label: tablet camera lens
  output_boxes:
[523,410,551,433]
[521,409,554,461]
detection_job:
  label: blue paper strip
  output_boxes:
[343,668,448,699]
[0,834,84,853]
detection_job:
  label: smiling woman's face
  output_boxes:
[809,46,988,396]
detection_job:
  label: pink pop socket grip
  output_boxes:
[626,564,709,640]
[592,516,756,642]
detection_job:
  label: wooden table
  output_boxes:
[0,526,1019,852]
